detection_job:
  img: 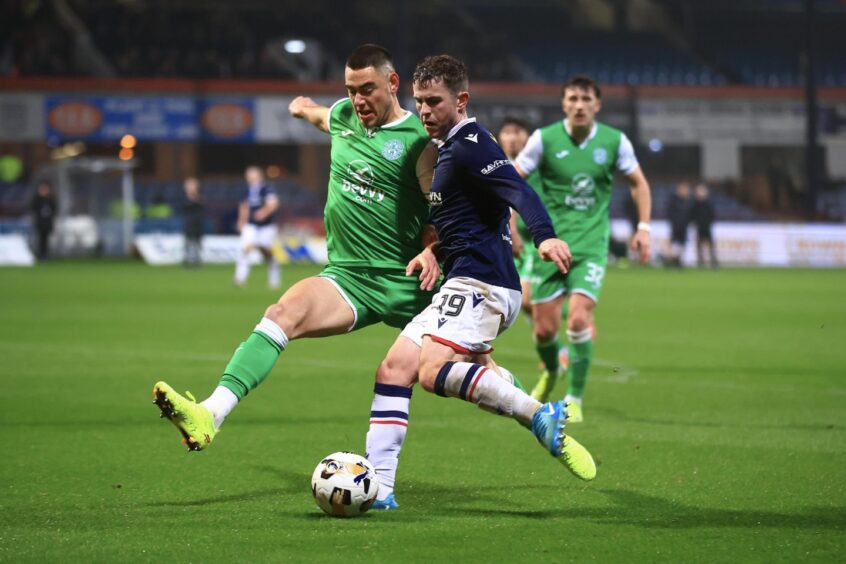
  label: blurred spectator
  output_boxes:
[666,181,691,267]
[31,180,57,260]
[183,177,204,268]
[766,158,795,212]
[691,183,718,268]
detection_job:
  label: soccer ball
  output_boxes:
[311,451,379,517]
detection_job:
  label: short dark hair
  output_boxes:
[412,54,468,95]
[498,116,530,133]
[346,44,394,72]
[562,75,601,99]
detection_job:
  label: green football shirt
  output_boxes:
[515,120,639,256]
[515,169,543,242]
[325,98,433,269]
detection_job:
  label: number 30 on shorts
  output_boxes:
[437,294,466,317]
[585,262,605,287]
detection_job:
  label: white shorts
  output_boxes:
[240,223,277,250]
[400,276,521,354]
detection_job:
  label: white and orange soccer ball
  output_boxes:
[311,452,379,517]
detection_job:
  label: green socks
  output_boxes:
[220,331,282,400]
[566,328,593,398]
[535,337,561,375]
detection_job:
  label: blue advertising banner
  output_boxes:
[46,96,199,142]
[199,97,255,142]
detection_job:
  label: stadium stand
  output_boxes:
[2,0,844,86]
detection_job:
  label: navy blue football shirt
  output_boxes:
[242,184,278,226]
[428,118,557,291]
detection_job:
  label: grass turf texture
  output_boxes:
[1,261,844,562]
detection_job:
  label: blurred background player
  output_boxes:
[407,54,595,481]
[182,176,204,268]
[666,181,692,268]
[153,44,439,511]
[30,180,57,261]
[235,165,281,288]
[514,75,652,422]
[692,182,718,268]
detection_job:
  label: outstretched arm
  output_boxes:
[288,96,330,132]
[457,137,569,272]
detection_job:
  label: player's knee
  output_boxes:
[567,311,590,332]
[533,318,558,342]
[264,300,302,334]
[375,355,417,387]
[263,302,285,324]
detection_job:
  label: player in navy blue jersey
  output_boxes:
[401,54,596,481]
[235,165,281,288]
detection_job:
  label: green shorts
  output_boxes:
[529,253,607,305]
[514,244,538,281]
[319,265,435,331]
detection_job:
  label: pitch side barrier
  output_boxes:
[131,221,846,268]
[610,220,846,268]
[4,222,844,268]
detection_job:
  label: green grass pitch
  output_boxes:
[1,261,844,562]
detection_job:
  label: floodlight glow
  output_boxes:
[284,40,306,54]
[648,138,663,152]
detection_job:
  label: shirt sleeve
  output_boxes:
[456,136,556,247]
[262,186,279,202]
[616,132,639,175]
[513,129,544,175]
[326,98,348,133]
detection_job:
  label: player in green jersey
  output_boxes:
[500,118,572,372]
[513,76,652,422]
[151,45,439,510]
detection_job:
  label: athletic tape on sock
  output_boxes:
[566,328,593,344]
[255,317,289,350]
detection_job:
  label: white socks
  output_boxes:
[268,256,281,288]
[366,384,412,500]
[201,386,239,430]
[235,252,280,288]
[433,361,541,426]
[234,251,250,285]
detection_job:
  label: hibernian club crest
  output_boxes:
[593,147,608,165]
[382,139,405,161]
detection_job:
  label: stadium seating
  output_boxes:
[2,1,844,86]
[516,32,723,86]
